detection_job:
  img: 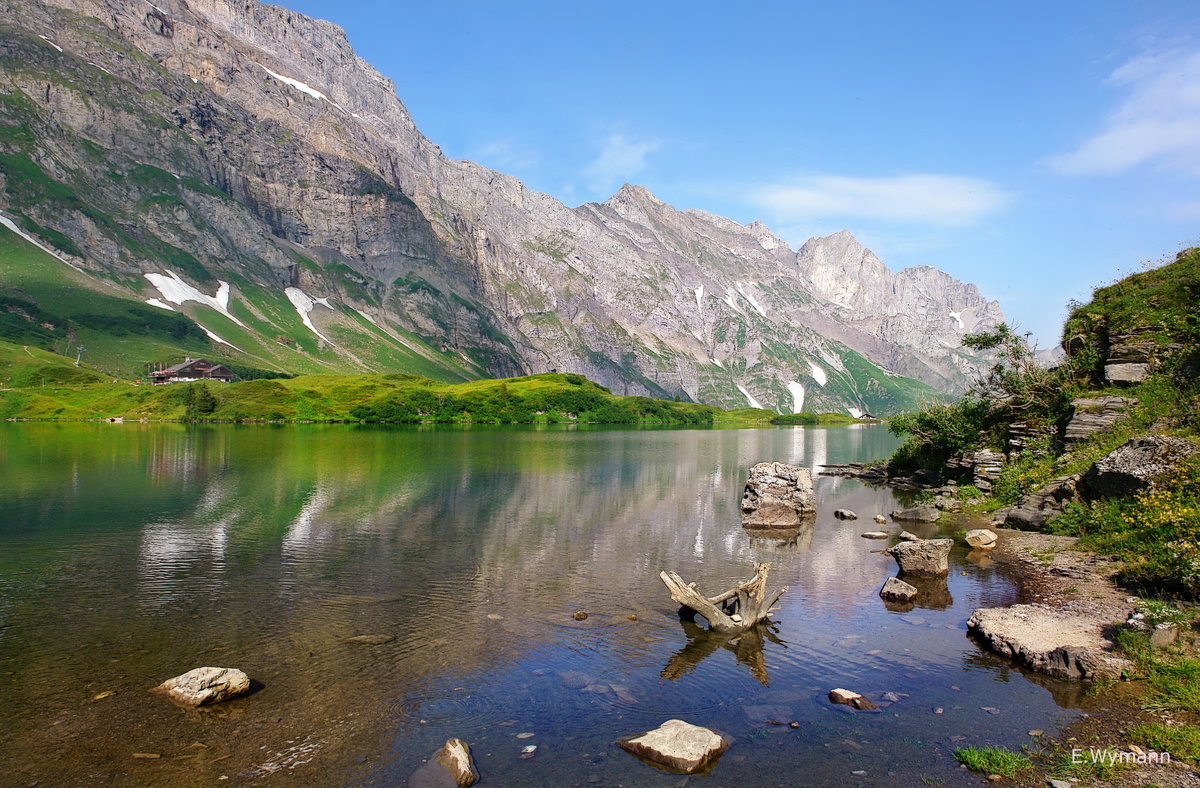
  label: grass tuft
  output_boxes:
[953,746,1032,777]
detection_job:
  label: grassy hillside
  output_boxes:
[0,350,716,424]
[1064,248,1200,350]
[0,221,483,382]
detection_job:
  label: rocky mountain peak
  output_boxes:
[0,0,1006,413]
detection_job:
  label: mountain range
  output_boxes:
[0,0,1004,414]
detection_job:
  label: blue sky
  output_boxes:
[287,0,1200,348]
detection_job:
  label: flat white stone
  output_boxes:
[617,719,729,774]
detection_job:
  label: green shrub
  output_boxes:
[889,396,995,468]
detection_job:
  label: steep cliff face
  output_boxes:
[0,0,1003,412]
[796,231,1007,391]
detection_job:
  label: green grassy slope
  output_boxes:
[0,221,479,382]
[0,359,716,424]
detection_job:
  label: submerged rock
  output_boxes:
[153,667,250,707]
[861,531,889,539]
[966,604,1133,680]
[828,688,877,711]
[616,719,730,774]
[833,509,858,520]
[874,514,887,524]
[886,539,952,575]
[740,463,816,528]
[899,531,921,541]
[436,739,478,786]
[345,634,395,645]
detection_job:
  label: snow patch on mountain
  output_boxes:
[199,324,240,350]
[0,212,85,271]
[257,63,347,114]
[809,362,827,386]
[736,282,767,316]
[286,287,335,345]
[786,381,806,413]
[144,271,246,327]
[721,287,745,315]
[145,298,174,311]
[736,383,764,410]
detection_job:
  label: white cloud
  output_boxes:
[581,133,661,194]
[749,173,1009,227]
[1050,48,1200,176]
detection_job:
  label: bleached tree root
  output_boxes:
[659,563,788,634]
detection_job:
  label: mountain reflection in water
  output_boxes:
[0,423,1092,787]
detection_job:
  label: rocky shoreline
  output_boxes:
[821,457,1200,785]
[983,531,1200,787]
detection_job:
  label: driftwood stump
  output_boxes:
[659,563,788,634]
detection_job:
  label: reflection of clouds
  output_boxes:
[138,472,236,609]
[137,504,233,609]
[282,484,333,558]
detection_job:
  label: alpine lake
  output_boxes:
[0,423,1098,786]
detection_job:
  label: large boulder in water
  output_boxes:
[889,505,940,522]
[879,576,918,602]
[741,462,815,528]
[153,667,250,707]
[885,538,952,575]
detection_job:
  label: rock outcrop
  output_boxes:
[1081,436,1200,499]
[967,604,1133,680]
[1001,475,1081,530]
[616,719,730,774]
[1104,332,1159,385]
[1062,397,1136,446]
[741,463,816,527]
[946,449,1006,491]
[153,667,251,707]
[886,539,952,575]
